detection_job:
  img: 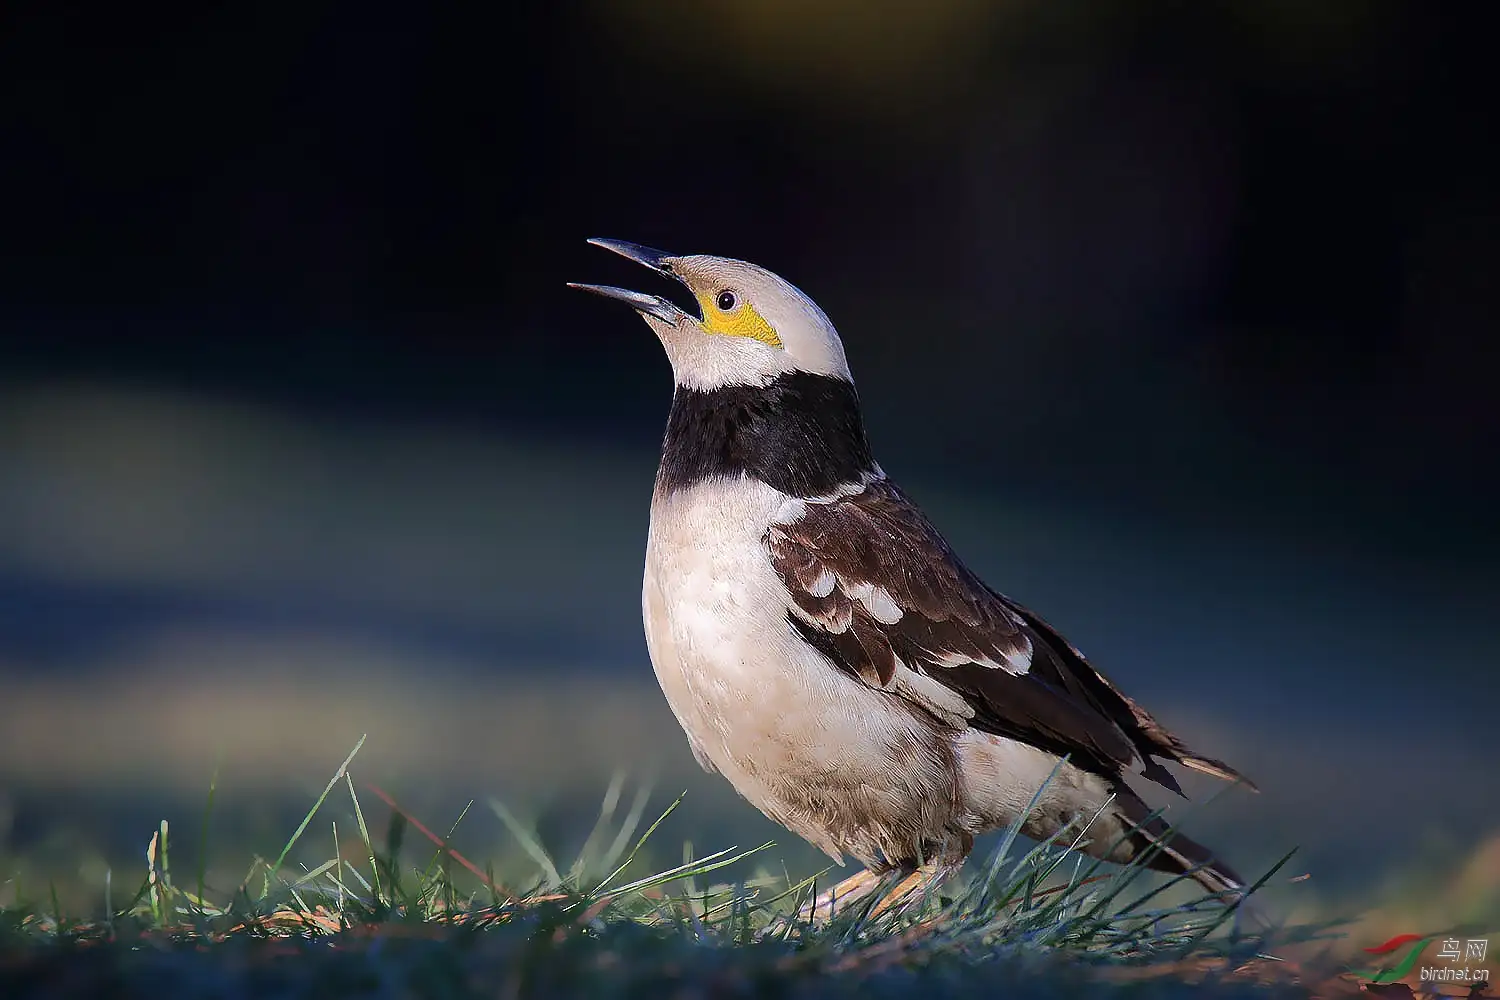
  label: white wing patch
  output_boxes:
[927,630,1034,675]
[809,567,837,598]
[845,581,903,624]
[1005,634,1036,673]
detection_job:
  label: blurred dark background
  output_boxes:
[1,2,1496,918]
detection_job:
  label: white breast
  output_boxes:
[641,477,959,865]
[643,478,839,774]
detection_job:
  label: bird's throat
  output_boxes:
[656,371,875,499]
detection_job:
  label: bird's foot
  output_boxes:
[868,862,947,918]
[794,867,884,926]
[791,861,950,928]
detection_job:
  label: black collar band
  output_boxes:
[656,371,876,498]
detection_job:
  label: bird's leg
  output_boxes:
[796,867,889,924]
[868,860,951,918]
[794,836,971,926]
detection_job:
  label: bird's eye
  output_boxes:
[716,291,737,311]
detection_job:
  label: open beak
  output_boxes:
[568,238,694,324]
[586,238,673,269]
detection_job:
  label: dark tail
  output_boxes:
[1115,790,1245,896]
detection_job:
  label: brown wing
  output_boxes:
[766,477,1253,792]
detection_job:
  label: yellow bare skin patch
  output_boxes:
[695,291,783,348]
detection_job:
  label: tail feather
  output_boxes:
[1113,692,1260,793]
[1175,753,1259,792]
[1114,790,1245,896]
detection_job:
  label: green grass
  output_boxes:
[1,737,1355,999]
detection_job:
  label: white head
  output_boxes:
[570,239,852,391]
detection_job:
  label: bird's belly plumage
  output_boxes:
[642,478,964,867]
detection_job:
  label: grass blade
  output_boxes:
[267,734,366,884]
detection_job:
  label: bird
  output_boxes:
[569,239,1256,917]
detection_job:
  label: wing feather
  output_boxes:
[766,478,1252,791]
